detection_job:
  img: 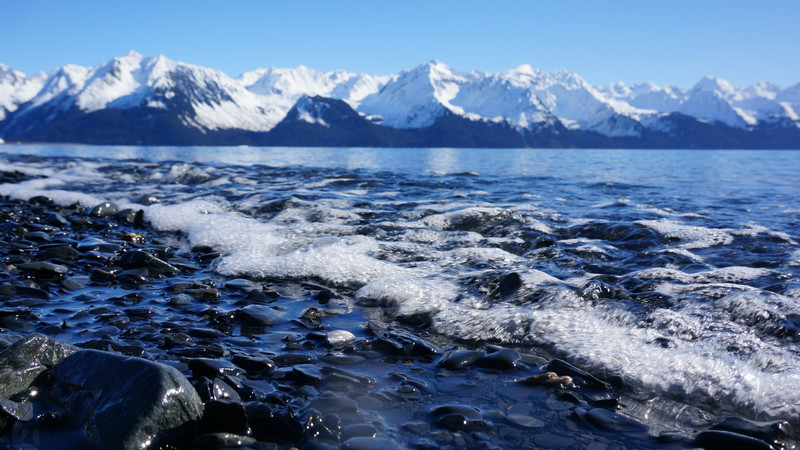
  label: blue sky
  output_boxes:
[2,0,798,88]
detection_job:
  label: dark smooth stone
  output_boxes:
[200,399,249,435]
[170,345,228,359]
[0,334,78,398]
[341,436,401,450]
[292,364,325,385]
[438,413,469,430]
[117,268,149,284]
[320,366,374,388]
[374,331,441,357]
[193,433,256,449]
[46,212,69,227]
[186,327,226,339]
[117,250,178,276]
[113,208,143,224]
[309,395,359,415]
[0,285,50,299]
[0,397,33,422]
[234,304,283,326]
[37,349,203,450]
[183,288,220,300]
[224,278,259,291]
[573,407,649,432]
[304,409,340,442]
[79,339,145,357]
[476,348,520,370]
[431,405,482,420]
[28,196,53,205]
[709,416,794,446]
[87,202,120,217]
[22,231,51,243]
[245,402,304,442]
[341,423,378,440]
[438,349,485,370]
[236,378,275,401]
[133,195,159,206]
[231,354,274,374]
[188,358,245,378]
[76,237,122,253]
[16,262,68,276]
[36,244,81,261]
[89,268,117,283]
[693,430,774,450]
[320,354,365,365]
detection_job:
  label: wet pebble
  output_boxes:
[200,399,249,435]
[507,413,545,428]
[273,353,315,366]
[117,250,178,276]
[476,347,520,370]
[341,423,378,440]
[709,416,794,447]
[327,329,356,346]
[438,349,485,370]
[193,433,257,449]
[573,407,649,433]
[231,354,274,374]
[87,202,120,217]
[692,430,774,450]
[188,358,245,378]
[341,436,401,450]
[234,304,283,326]
[16,261,68,276]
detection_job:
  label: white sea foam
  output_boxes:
[435,286,800,422]
[638,218,734,249]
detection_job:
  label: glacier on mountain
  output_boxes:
[0,51,798,146]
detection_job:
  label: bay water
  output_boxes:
[1,145,799,438]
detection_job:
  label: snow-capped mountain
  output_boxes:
[0,64,45,121]
[0,52,798,148]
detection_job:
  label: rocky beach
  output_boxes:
[0,147,798,449]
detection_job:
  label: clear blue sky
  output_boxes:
[2,0,798,88]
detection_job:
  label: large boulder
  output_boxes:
[28,349,203,449]
[0,333,77,399]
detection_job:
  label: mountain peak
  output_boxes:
[692,76,735,96]
[1,52,798,147]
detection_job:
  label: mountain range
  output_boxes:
[1,51,798,148]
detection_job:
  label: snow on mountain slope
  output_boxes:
[778,84,800,122]
[0,52,798,138]
[449,68,555,129]
[599,81,687,113]
[0,64,45,121]
[679,77,754,127]
[238,65,389,128]
[357,60,468,128]
[502,66,655,137]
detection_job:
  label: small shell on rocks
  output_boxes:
[518,372,574,388]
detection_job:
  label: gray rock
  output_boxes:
[40,349,203,449]
[234,304,283,326]
[16,261,69,276]
[0,334,78,399]
[117,250,179,276]
[87,201,120,217]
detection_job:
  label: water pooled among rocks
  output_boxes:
[0,146,798,448]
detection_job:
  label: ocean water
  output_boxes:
[2,145,800,432]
